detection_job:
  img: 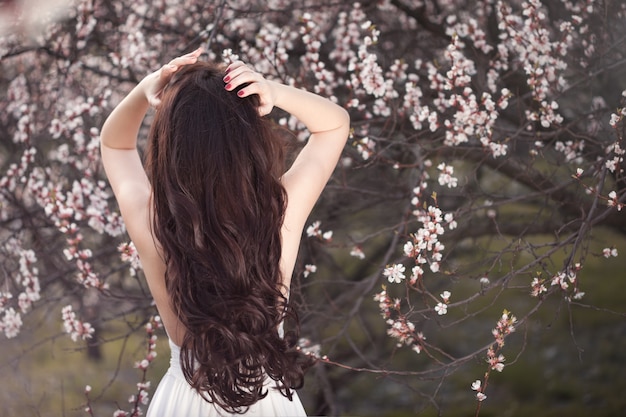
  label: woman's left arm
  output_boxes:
[100,83,152,212]
[100,49,202,243]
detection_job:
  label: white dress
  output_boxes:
[147,339,307,417]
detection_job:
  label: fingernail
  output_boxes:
[223,75,231,82]
[237,90,244,97]
[225,83,232,90]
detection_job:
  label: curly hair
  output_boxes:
[145,62,310,413]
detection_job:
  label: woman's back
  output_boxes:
[100,49,350,415]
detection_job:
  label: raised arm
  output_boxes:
[224,62,351,227]
[224,63,350,283]
[100,49,202,246]
[101,49,203,151]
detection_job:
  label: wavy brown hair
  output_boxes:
[145,62,310,413]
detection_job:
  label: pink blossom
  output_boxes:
[1,307,23,339]
[488,353,506,372]
[383,264,406,283]
[134,359,150,370]
[530,277,547,297]
[607,191,623,211]
[471,380,481,391]
[609,113,621,128]
[434,302,448,315]
[602,247,618,258]
[303,264,317,278]
[403,241,415,257]
[409,266,424,285]
[437,163,458,188]
[306,220,333,242]
[298,337,322,358]
[354,136,376,160]
[61,305,94,342]
[118,241,142,276]
[350,246,366,259]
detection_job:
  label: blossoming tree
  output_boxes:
[1,0,625,416]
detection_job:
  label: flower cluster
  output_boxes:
[299,12,336,98]
[492,309,517,348]
[497,0,569,128]
[350,245,366,260]
[549,264,585,301]
[0,306,22,339]
[434,291,451,316]
[113,315,162,417]
[0,238,42,338]
[118,242,143,277]
[374,286,425,354]
[609,104,626,128]
[352,135,377,160]
[347,20,386,99]
[487,346,506,373]
[383,263,405,284]
[530,276,547,298]
[297,337,322,358]
[61,305,95,342]
[607,190,624,211]
[303,264,317,278]
[306,220,333,242]
[555,140,585,164]
[404,205,455,278]
[437,163,458,188]
[471,310,517,404]
[603,247,618,258]
[471,379,487,402]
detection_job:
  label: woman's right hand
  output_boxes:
[223,61,277,116]
[140,48,203,108]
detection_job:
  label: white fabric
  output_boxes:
[147,339,307,417]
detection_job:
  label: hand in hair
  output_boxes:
[140,47,203,108]
[223,61,277,116]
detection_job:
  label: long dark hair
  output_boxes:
[145,62,309,413]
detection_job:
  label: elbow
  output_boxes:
[340,106,350,127]
[332,104,350,133]
[339,107,351,140]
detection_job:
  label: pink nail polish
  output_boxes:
[225,83,232,90]
[223,75,231,82]
[237,90,244,97]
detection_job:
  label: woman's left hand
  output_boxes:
[140,48,203,107]
[223,61,277,116]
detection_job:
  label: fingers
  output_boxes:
[157,47,202,85]
[143,48,204,108]
[225,60,246,73]
[232,79,262,98]
[223,65,263,95]
[167,47,203,72]
[222,62,275,115]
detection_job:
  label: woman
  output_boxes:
[100,48,349,416]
